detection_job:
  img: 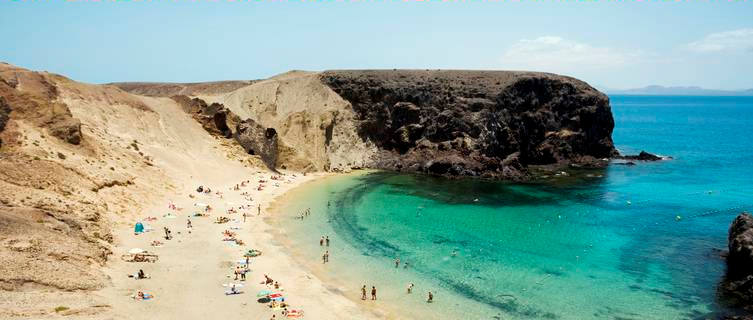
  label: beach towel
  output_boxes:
[257,290,273,297]
[286,310,304,318]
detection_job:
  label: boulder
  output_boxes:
[721,213,753,313]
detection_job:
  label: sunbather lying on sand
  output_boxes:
[132,291,154,300]
[128,269,150,279]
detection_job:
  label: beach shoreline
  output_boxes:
[97,169,383,320]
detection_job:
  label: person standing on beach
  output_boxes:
[323,251,329,263]
[320,236,324,246]
[371,286,377,300]
[427,291,434,303]
[407,283,414,294]
[187,219,192,229]
[325,236,330,247]
[361,285,367,300]
[395,257,400,268]
[258,204,261,216]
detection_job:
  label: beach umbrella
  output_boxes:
[129,248,145,254]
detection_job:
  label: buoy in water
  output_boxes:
[675,215,682,221]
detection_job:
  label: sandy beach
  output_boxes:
[96,170,382,320]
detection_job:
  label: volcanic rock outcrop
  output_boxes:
[235,119,279,170]
[319,70,618,179]
[721,213,753,312]
[618,150,669,161]
[171,95,240,138]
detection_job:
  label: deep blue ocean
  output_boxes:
[272,95,753,320]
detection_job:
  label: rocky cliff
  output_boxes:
[319,70,617,179]
[721,213,753,315]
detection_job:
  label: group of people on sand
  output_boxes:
[297,208,311,220]
[361,285,378,300]
[128,174,312,319]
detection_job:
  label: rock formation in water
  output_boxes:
[721,212,753,314]
[618,150,669,161]
[319,70,618,179]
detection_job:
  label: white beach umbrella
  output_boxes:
[128,248,145,254]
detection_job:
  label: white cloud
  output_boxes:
[500,36,635,74]
[687,28,753,53]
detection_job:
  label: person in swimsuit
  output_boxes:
[371,286,377,300]
[361,285,367,300]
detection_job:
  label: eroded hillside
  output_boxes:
[0,63,265,318]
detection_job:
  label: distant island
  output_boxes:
[605,85,753,96]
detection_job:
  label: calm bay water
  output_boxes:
[271,95,753,319]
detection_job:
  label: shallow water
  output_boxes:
[271,95,753,319]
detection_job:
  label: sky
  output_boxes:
[1,0,752,90]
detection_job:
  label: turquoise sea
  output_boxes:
[270,96,753,320]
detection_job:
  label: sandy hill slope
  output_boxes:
[0,62,265,318]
